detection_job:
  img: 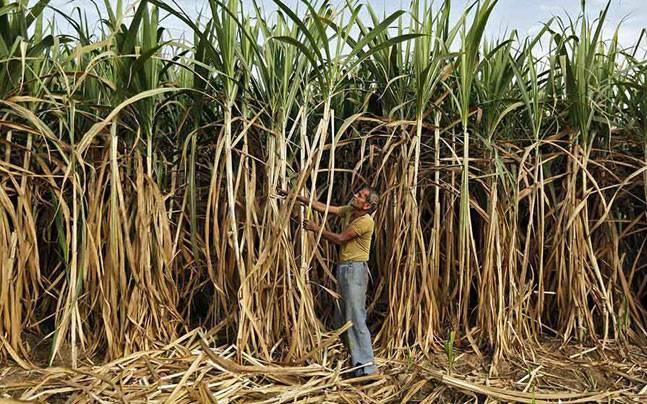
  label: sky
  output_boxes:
[45,0,646,47]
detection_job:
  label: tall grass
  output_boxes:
[1,0,646,368]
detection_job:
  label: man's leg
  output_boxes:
[338,262,376,376]
[334,264,350,348]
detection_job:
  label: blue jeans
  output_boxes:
[335,261,376,376]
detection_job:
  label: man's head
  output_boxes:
[350,187,379,213]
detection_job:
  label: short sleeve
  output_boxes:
[339,205,353,216]
[348,216,373,236]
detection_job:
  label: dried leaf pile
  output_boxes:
[2,329,646,403]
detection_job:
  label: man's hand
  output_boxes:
[276,187,289,198]
[277,187,309,206]
[303,219,319,232]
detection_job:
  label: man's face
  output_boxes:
[350,188,371,211]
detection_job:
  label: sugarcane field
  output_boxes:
[1,0,647,402]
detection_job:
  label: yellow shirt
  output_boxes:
[339,206,374,262]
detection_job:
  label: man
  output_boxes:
[278,187,379,377]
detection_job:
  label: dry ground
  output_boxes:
[1,329,646,403]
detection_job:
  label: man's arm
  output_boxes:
[303,220,359,245]
[278,189,346,216]
[297,195,345,216]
